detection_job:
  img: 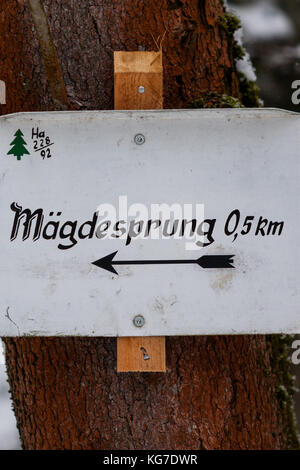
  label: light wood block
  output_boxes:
[114,51,163,110]
[117,337,166,372]
[114,50,166,372]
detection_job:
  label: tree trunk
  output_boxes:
[1,0,298,450]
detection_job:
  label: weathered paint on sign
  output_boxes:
[0,109,299,336]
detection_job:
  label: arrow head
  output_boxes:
[92,251,119,275]
[198,255,235,269]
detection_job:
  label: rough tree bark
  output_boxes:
[0,0,298,450]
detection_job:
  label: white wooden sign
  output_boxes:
[0,109,299,336]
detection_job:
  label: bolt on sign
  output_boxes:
[0,109,299,336]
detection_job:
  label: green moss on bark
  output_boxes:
[268,335,300,449]
[218,10,260,108]
[238,72,261,107]
[218,12,241,37]
[190,91,242,108]
[218,12,246,61]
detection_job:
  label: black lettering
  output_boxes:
[225,209,240,236]
[95,220,111,239]
[42,221,59,240]
[146,219,161,236]
[10,202,44,242]
[58,221,78,249]
[111,220,127,238]
[179,219,197,237]
[255,216,268,236]
[78,212,98,239]
[196,219,216,247]
[267,220,284,236]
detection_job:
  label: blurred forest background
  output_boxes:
[232,0,300,111]
[0,0,300,449]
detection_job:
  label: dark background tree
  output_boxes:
[0,0,298,450]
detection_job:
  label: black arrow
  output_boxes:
[92,251,235,275]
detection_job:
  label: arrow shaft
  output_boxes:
[113,259,196,266]
[92,252,234,274]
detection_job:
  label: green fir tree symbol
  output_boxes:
[7,129,30,161]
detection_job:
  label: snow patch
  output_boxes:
[0,341,5,365]
[234,27,257,82]
[236,52,257,82]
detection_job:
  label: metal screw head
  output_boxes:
[138,85,145,94]
[134,133,145,145]
[133,315,145,328]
